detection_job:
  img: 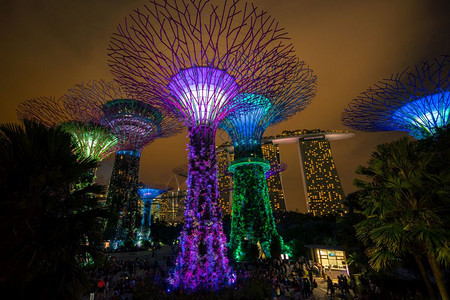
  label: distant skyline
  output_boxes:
[1,0,449,211]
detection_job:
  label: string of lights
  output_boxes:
[108,0,297,292]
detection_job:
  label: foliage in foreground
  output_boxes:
[353,131,450,300]
[0,121,107,299]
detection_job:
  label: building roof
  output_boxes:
[305,244,345,251]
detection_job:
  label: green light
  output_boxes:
[228,157,270,174]
[233,93,272,112]
[229,163,283,260]
[60,122,118,162]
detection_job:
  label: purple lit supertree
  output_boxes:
[65,80,182,243]
[108,0,297,292]
[16,96,119,188]
[219,59,316,260]
[342,55,449,139]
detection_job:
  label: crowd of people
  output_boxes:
[86,248,173,299]
[326,274,357,298]
[84,246,360,299]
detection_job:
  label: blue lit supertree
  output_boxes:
[137,183,171,245]
[108,0,297,292]
[342,55,449,139]
[65,80,182,244]
[219,59,316,260]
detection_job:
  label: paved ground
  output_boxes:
[312,277,356,300]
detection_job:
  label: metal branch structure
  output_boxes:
[219,59,316,260]
[265,162,287,179]
[65,80,182,244]
[17,96,72,127]
[108,0,297,292]
[342,55,449,139]
[137,183,172,246]
[172,165,188,178]
[16,96,119,188]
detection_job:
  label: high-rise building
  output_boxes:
[216,142,287,214]
[217,145,234,214]
[157,190,187,225]
[262,143,286,212]
[298,138,344,216]
[271,129,354,216]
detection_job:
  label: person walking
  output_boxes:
[97,278,105,300]
[326,276,333,296]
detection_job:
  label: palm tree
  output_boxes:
[0,121,107,299]
[354,137,449,300]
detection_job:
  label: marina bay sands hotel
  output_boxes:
[217,129,355,216]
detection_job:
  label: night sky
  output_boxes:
[1,0,449,212]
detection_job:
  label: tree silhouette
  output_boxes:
[0,121,107,299]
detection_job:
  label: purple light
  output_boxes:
[108,0,300,292]
[168,67,239,128]
[167,68,238,291]
[63,82,182,243]
[265,162,288,179]
[170,130,231,291]
[101,99,163,151]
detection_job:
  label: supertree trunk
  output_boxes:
[105,151,142,242]
[230,162,280,260]
[142,200,152,227]
[137,200,152,242]
[171,128,231,292]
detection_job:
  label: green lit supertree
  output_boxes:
[65,80,182,244]
[16,96,119,188]
[219,59,316,260]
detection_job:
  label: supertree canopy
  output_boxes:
[101,99,163,152]
[16,96,119,187]
[65,80,182,243]
[59,122,118,162]
[137,183,171,245]
[342,55,449,139]
[108,0,297,292]
[219,60,316,261]
[17,96,72,127]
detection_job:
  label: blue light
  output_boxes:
[138,188,166,200]
[138,188,166,229]
[392,92,450,139]
[117,150,141,157]
[220,94,272,155]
